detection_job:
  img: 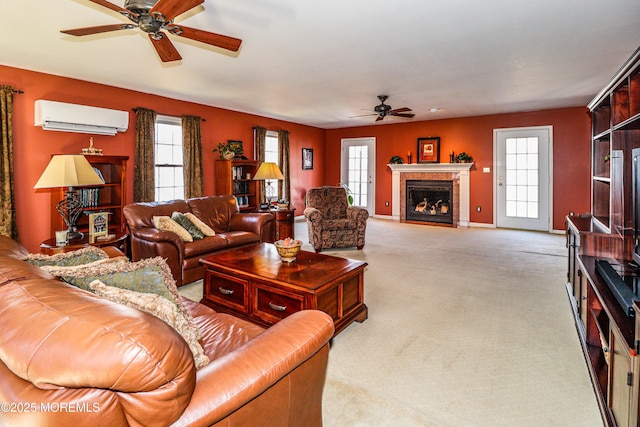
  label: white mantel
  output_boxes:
[388,163,473,226]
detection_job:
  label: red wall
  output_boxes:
[2,64,592,251]
[326,107,591,230]
[1,65,326,252]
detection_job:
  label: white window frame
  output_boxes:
[264,130,280,198]
[154,115,184,202]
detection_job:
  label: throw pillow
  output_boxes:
[23,246,110,267]
[152,216,193,242]
[171,212,205,240]
[90,280,209,369]
[183,212,216,236]
[40,257,199,337]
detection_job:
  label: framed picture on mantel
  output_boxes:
[417,137,440,163]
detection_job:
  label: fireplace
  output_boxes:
[406,180,453,224]
[387,163,473,227]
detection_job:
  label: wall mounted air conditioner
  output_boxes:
[34,100,129,136]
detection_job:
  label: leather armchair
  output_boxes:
[304,186,369,252]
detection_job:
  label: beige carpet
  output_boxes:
[179,218,603,426]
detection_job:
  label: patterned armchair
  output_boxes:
[303,186,369,252]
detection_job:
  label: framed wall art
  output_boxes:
[227,140,245,158]
[88,212,109,237]
[417,137,440,163]
[302,148,314,170]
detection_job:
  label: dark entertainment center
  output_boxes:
[566,46,640,426]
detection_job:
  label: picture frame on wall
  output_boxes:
[417,137,441,163]
[302,148,314,170]
[227,140,244,158]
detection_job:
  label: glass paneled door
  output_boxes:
[341,137,375,215]
[495,127,552,231]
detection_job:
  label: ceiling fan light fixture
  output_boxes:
[125,0,157,15]
[61,0,242,63]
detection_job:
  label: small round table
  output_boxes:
[40,232,128,255]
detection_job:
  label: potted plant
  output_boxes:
[389,155,405,164]
[339,183,354,205]
[212,142,235,160]
[454,152,473,163]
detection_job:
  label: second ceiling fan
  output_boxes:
[61,0,242,63]
[353,95,416,122]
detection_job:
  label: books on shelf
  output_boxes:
[77,188,100,207]
[93,167,105,183]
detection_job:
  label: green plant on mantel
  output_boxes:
[212,142,235,160]
[389,155,405,164]
[454,152,473,163]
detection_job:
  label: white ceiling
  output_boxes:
[2,0,640,129]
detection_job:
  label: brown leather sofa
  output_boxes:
[123,195,274,287]
[0,235,333,426]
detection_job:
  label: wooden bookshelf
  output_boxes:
[214,160,259,212]
[49,155,128,236]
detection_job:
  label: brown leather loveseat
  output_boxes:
[0,235,333,426]
[124,195,274,287]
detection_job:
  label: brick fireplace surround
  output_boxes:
[388,163,473,227]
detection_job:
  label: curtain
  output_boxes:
[254,126,267,203]
[278,130,291,202]
[133,107,157,202]
[182,115,204,199]
[0,86,16,239]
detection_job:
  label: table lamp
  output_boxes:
[34,155,105,240]
[254,162,284,206]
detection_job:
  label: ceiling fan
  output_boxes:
[61,0,242,63]
[352,95,416,122]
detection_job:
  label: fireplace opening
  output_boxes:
[406,180,453,224]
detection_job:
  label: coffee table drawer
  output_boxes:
[254,286,304,322]
[204,270,249,314]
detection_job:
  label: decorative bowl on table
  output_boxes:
[274,238,302,262]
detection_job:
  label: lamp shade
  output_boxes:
[34,155,104,189]
[253,162,284,181]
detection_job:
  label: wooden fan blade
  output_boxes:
[393,113,415,118]
[89,0,138,19]
[349,113,377,118]
[149,33,182,62]
[390,107,412,114]
[169,25,242,52]
[61,24,135,36]
[150,0,204,21]
[376,115,384,122]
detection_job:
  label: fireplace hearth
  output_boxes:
[406,180,453,224]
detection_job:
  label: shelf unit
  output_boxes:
[590,49,640,235]
[50,155,128,236]
[214,160,259,212]
[567,47,640,427]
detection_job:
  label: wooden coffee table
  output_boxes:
[199,243,368,336]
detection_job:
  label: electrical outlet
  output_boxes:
[476,206,481,212]
[385,201,389,207]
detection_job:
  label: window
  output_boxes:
[154,115,184,202]
[265,131,279,197]
[504,136,539,218]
